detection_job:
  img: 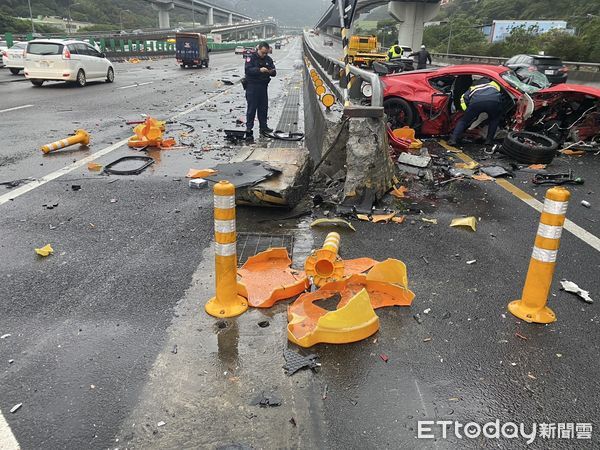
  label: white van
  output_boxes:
[24,39,114,87]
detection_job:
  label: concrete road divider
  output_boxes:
[508,187,571,324]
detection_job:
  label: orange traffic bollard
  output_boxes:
[205,181,249,318]
[508,186,571,323]
[41,129,90,154]
[304,232,345,287]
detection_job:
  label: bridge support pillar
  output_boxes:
[151,1,174,30]
[388,1,439,50]
[207,7,214,26]
[262,25,267,39]
[228,13,233,25]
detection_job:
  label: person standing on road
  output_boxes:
[410,45,432,69]
[448,78,503,147]
[386,41,402,61]
[244,42,276,140]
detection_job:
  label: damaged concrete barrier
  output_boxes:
[508,186,571,324]
[205,181,249,318]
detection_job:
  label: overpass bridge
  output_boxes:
[145,0,253,29]
[316,0,441,50]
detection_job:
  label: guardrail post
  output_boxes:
[119,39,125,52]
[99,38,106,52]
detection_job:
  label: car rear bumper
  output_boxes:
[25,71,76,81]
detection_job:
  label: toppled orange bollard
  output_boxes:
[287,259,415,347]
[238,248,309,308]
[128,117,169,148]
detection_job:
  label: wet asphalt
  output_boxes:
[1,37,600,450]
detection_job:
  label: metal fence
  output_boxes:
[303,33,383,108]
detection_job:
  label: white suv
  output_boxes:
[24,39,114,87]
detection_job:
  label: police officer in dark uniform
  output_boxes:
[244,42,276,140]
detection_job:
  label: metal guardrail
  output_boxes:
[431,52,600,73]
[303,33,383,108]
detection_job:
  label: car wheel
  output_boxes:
[31,80,44,87]
[106,67,114,83]
[383,97,415,129]
[501,131,558,164]
[204,59,209,68]
[76,69,86,87]
[9,68,20,75]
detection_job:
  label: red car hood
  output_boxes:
[535,83,600,98]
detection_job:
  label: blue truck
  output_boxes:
[176,32,210,69]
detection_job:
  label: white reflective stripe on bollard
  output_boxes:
[214,195,235,209]
[214,219,236,233]
[531,246,558,263]
[537,223,564,240]
[543,199,568,215]
[215,242,236,257]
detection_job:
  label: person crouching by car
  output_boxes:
[244,42,276,140]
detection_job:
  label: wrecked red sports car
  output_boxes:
[381,64,600,145]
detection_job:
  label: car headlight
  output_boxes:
[361,82,372,98]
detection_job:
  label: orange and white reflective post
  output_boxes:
[205,180,248,318]
[41,129,90,154]
[508,186,571,323]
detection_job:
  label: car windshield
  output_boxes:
[501,69,551,94]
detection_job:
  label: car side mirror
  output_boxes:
[100,52,106,58]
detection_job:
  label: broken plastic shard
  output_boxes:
[472,173,493,182]
[481,166,509,178]
[87,162,102,171]
[455,161,479,170]
[310,218,356,232]
[282,349,319,375]
[356,214,370,221]
[288,288,380,348]
[0,334,10,339]
[10,403,22,413]
[186,168,217,179]
[250,392,282,407]
[343,258,378,277]
[35,244,54,257]
[371,212,397,223]
[238,248,309,308]
[560,280,593,304]
[391,186,409,198]
[421,218,437,224]
[450,216,477,232]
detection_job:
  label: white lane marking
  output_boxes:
[0,105,33,114]
[0,408,20,450]
[117,82,153,90]
[0,88,232,206]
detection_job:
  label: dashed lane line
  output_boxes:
[0,105,33,114]
[439,140,600,253]
[0,88,232,207]
[117,82,153,90]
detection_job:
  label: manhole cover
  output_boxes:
[236,232,294,266]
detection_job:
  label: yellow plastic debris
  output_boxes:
[366,259,409,288]
[455,161,479,170]
[422,218,437,224]
[186,168,217,179]
[391,186,408,198]
[35,244,54,257]
[472,173,493,182]
[310,218,356,232]
[287,288,380,347]
[371,212,397,223]
[357,214,370,221]
[528,164,547,170]
[450,216,477,232]
[87,162,102,171]
[392,216,405,224]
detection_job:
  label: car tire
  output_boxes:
[9,68,20,75]
[204,59,209,68]
[106,67,114,83]
[383,97,415,129]
[76,69,86,87]
[31,80,44,87]
[501,131,558,164]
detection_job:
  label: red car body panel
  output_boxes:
[381,64,600,138]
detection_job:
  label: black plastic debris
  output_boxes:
[0,178,32,189]
[104,156,155,175]
[250,391,282,408]
[283,349,319,376]
[224,129,247,144]
[257,320,270,328]
[204,161,281,188]
[480,166,510,178]
[337,188,376,215]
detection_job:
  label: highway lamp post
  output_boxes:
[67,2,80,36]
[27,0,35,34]
[120,9,130,33]
[192,0,195,29]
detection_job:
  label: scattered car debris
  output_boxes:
[157,421,166,427]
[581,201,591,208]
[413,314,423,324]
[421,218,437,224]
[533,170,584,186]
[560,280,593,304]
[257,320,270,328]
[187,168,217,179]
[397,152,431,168]
[466,260,477,265]
[380,353,389,363]
[34,244,54,257]
[390,186,408,198]
[0,334,11,339]
[310,218,356,232]
[10,403,22,413]
[283,349,319,375]
[250,391,282,407]
[87,162,103,172]
[481,166,510,178]
[204,161,281,188]
[472,173,494,182]
[0,178,33,188]
[104,156,155,175]
[450,217,477,232]
[171,345,177,354]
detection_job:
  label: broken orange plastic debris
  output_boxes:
[238,248,309,308]
[186,168,217,179]
[287,288,380,347]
